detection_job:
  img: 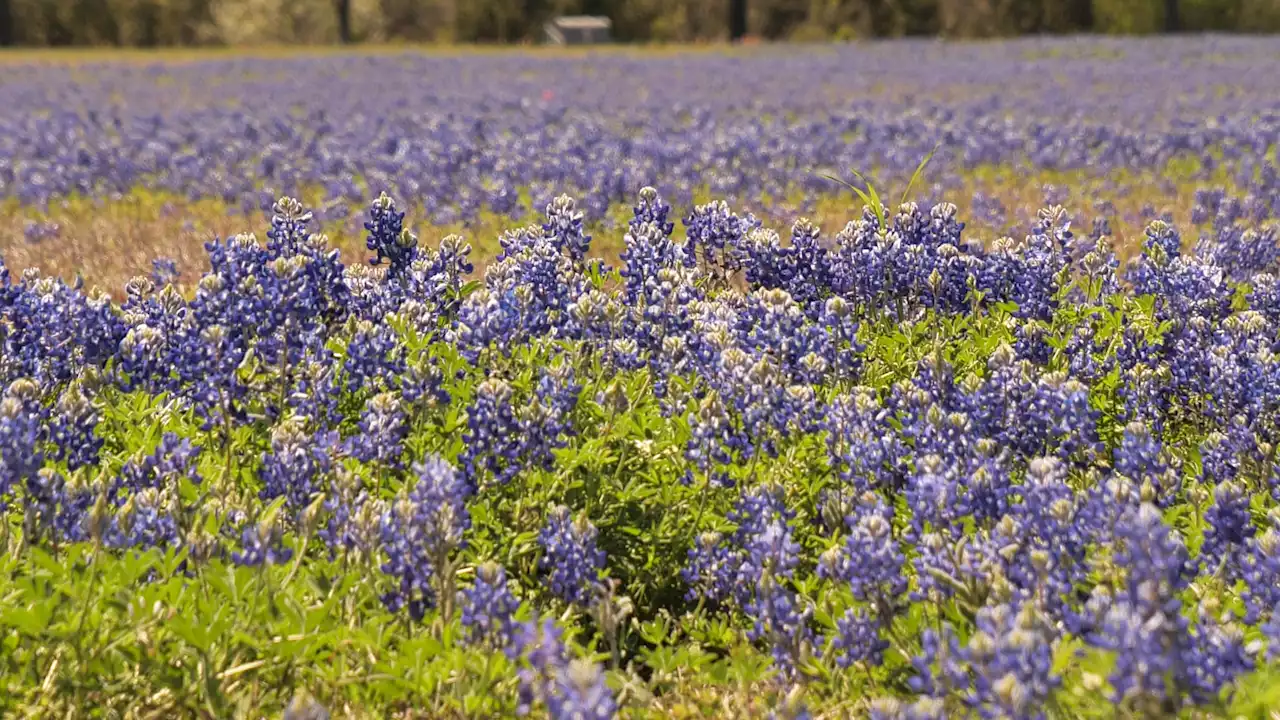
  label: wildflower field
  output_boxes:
[2,36,1280,718]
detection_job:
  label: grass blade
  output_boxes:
[899,143,941,208]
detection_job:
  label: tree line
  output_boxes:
[0,0,1276,48]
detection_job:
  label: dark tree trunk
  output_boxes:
[729,0,747,40]
[336,0,352,43]
[1165,0,1180,31]
[0,0,13,46]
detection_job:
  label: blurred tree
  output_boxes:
[0,0,1273,47]
[730,0,747,39]
[0,0,12,45]
[336,0,351,42]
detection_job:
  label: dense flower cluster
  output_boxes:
[2,180,1280,718]
[5,39,1280,237]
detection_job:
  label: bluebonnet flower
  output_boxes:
[319,475,381,561]
[459,379,523,487]
[543,195,592,264]
[511,616,569,714]
[342,318,405,395]
[266,197,315,256]
[683,200,758,278]
[48,383,101,471]
[1117,363,1174,433]
[538,506,606,606]
[519,362,581,473]
[254,253,332,377]
[736,287,828,381]
[150,257,180,286]
[829,608,889,669]
[342,263,396,322]
[1077,240,1121,302]
[5,276,124,387]
[420,233,475,313]
[566,289,625,344]
[682,531,736,605]
[346,392,407,468]
[1086,504,1191,707]
[741,219,831,307]
[285,350,344,428]
[818,492,907,604]
[815,296,863,380]
[824,389,905,493]
[118,321,174,392]
[904,452,973,536]
[729,484,794,553]
[105,489,181,551]
[260,418,337,512]
[739,516,802,591]
[910,530,998,604]
[231,517,293,567]
[379,455,471,621]
[1185,602,1255,703]
[699,346,818,460]
[0,381,46,506]
[1200,482,1254,581]
[620,221,689,307]
[1242,523,1280,624]
[458,225,586,357]
[455,287,523,362]
[1089,215,1112,242]
[22,467,66,538]
[130,286,184,357]
[979,208,1068,322]
[176,323,251,431]
[683,390,742,489]
[745,573,815,677]
[398,348,451,409]
[42,472,96,545]
[1196,223,1279,282]
[1200,429,1243,485]
[111,432,202,504]
[543,659,618,720]
[995,458,1090,619]
[1129,221,1233,328]
[365,192,418,277]
[907,626,968,702]
[1248,272,1280,325]
[952,603,1060,720]
[510,617,618,720]
[629,186,674,238]
[273,203,348,318]
[1013,320,1052,366]
[1113,421,1179,507]
[460,561,519,648]
[23,220,60,243]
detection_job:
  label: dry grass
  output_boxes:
[0,162,1233,293]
